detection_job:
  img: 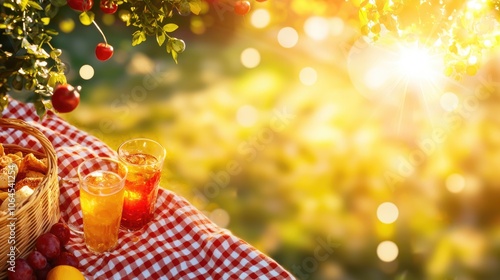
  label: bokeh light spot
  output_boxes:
[59,19,75,33]
[127,53,155,75]
[237,105,258,127]
[440,92,459,112]
[446,173,466,193]
[251,9,271,29]
[377,241,399,262]
[330,17,345,36]
[468,55,478,65]
[102,14,115,26]
[377,202,399,224]
[484,39,493,47]
[240,48,261,69]
[191,16,206,35]
[209,208,230,228]
[304,16,330,41]
[277,27,299,48]
[79,64,94,80]
[299,67,317,86]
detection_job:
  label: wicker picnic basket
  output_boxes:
[0,118,60,278]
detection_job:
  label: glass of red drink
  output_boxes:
[117,138,166,232]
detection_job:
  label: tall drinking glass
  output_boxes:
[77,157,127,254]
[117,138,166,232]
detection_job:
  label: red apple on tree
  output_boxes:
[95,43,114,61]
[67,0,93,12]
[51,84,81,113]
[100,0,118,14]
[234,1,251,15]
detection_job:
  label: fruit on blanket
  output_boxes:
[7,258,33,280]
[35,264,53,280]
[16,222,81,279]
[36,233,61,259]
[27,250,48,270]
[51,84,81,113]
[47,265,85,280]
[52,252,80,268]
[50,223,71,245]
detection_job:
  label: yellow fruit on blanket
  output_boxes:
[47,265,85,280]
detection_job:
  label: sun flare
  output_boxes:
[396,45,437,85]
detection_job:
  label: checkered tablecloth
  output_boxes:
[1,99,295,280]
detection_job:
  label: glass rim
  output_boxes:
[117,138,166,166]
[77,157,128,190]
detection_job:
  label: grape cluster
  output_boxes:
[8,223,80,280]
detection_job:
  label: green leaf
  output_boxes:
[120,10,131,25]
[19,0,29,10]
[163,23,178,33]
[2,2,16,10]
[21,38,30,48]
[49,72,67,86]
[132,30,146,46]
[41,17,51,25]
[25,77,37,90]
[0,94,8,112]
[359,8,369,26]
[37,33,52,46]
[79,11,95,26]
[171,49,178,64]
[156,31,166,46]
[25,44,50,58]
[162,3,170,14]
[46,29,59,36]
[27,1,43,10]
[380,14,397,32]
[50,49,62,59]
[171,38,185,53]
[48,72,58,87]
[50,0,67,7]
[189,0,202,15]
[166,40,172,53]
[383,0,391,12]
[11,74,23,91]
[34,99,47,118]
[58,74,67,85]
[14,26,23,36]
[45,4,59,18]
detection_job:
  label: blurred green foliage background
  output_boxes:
[44,0,500,279]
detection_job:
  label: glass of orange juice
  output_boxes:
[117,138,166,232]
[77,157,127,254]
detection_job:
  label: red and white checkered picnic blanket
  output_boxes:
[1,99,295,280]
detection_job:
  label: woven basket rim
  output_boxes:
[3,143,46,158]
